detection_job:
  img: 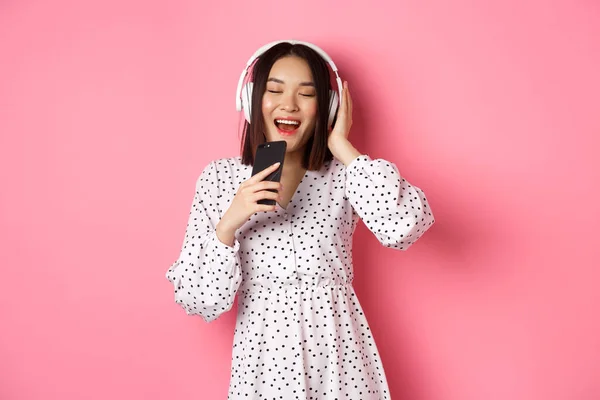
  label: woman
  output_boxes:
[166,40,435,399]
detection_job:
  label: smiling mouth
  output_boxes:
[274,119,301,132]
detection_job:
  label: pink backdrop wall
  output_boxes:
[1,1,599,399]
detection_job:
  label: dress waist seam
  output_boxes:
[239,280,354,294]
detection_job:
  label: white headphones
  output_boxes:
[235,40,343,128]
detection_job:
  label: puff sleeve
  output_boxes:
[165,161,242,322]
[345,155,435,250]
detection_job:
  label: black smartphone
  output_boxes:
[251,140,287,205]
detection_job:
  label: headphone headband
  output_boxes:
[235,40,343,114]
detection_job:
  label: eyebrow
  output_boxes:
[267,77,315,87]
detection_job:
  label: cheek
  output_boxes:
[304,101,318,120]
[262,96,275,114]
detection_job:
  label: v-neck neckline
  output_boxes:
[277,168,308,212]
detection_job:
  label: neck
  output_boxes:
[284,148,305,170]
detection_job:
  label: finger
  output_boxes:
[348,91,353,118]
[248,180,282,193]
[347,83,352,112]
[337,88,347,118]
[346,94,352,123]
[253,190,280,203]
[256,204,278,212]
[248,162,281,184]
[345,82,350,109]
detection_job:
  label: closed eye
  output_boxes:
[266,88,315,97]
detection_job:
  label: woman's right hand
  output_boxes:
[216,162,283,246]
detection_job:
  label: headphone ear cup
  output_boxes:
[327,89,339,129]
[241,82,254,123]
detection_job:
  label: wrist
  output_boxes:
[216,218,237,247]
[329,138,361,166]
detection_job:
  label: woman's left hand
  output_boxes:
[328,81,353,148]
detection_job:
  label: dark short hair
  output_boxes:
[240,42,335,170]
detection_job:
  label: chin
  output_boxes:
[265,124,313,154]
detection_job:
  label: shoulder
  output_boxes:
[198,156,242,173]
[196,156,249,186]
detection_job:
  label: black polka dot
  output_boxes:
[166,155,435,399]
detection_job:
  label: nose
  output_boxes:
[279,91,298,112]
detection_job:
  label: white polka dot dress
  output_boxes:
[166,155,435,399]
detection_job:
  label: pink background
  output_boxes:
[1,1,599,399]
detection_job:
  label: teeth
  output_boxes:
[276,119,299,125]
